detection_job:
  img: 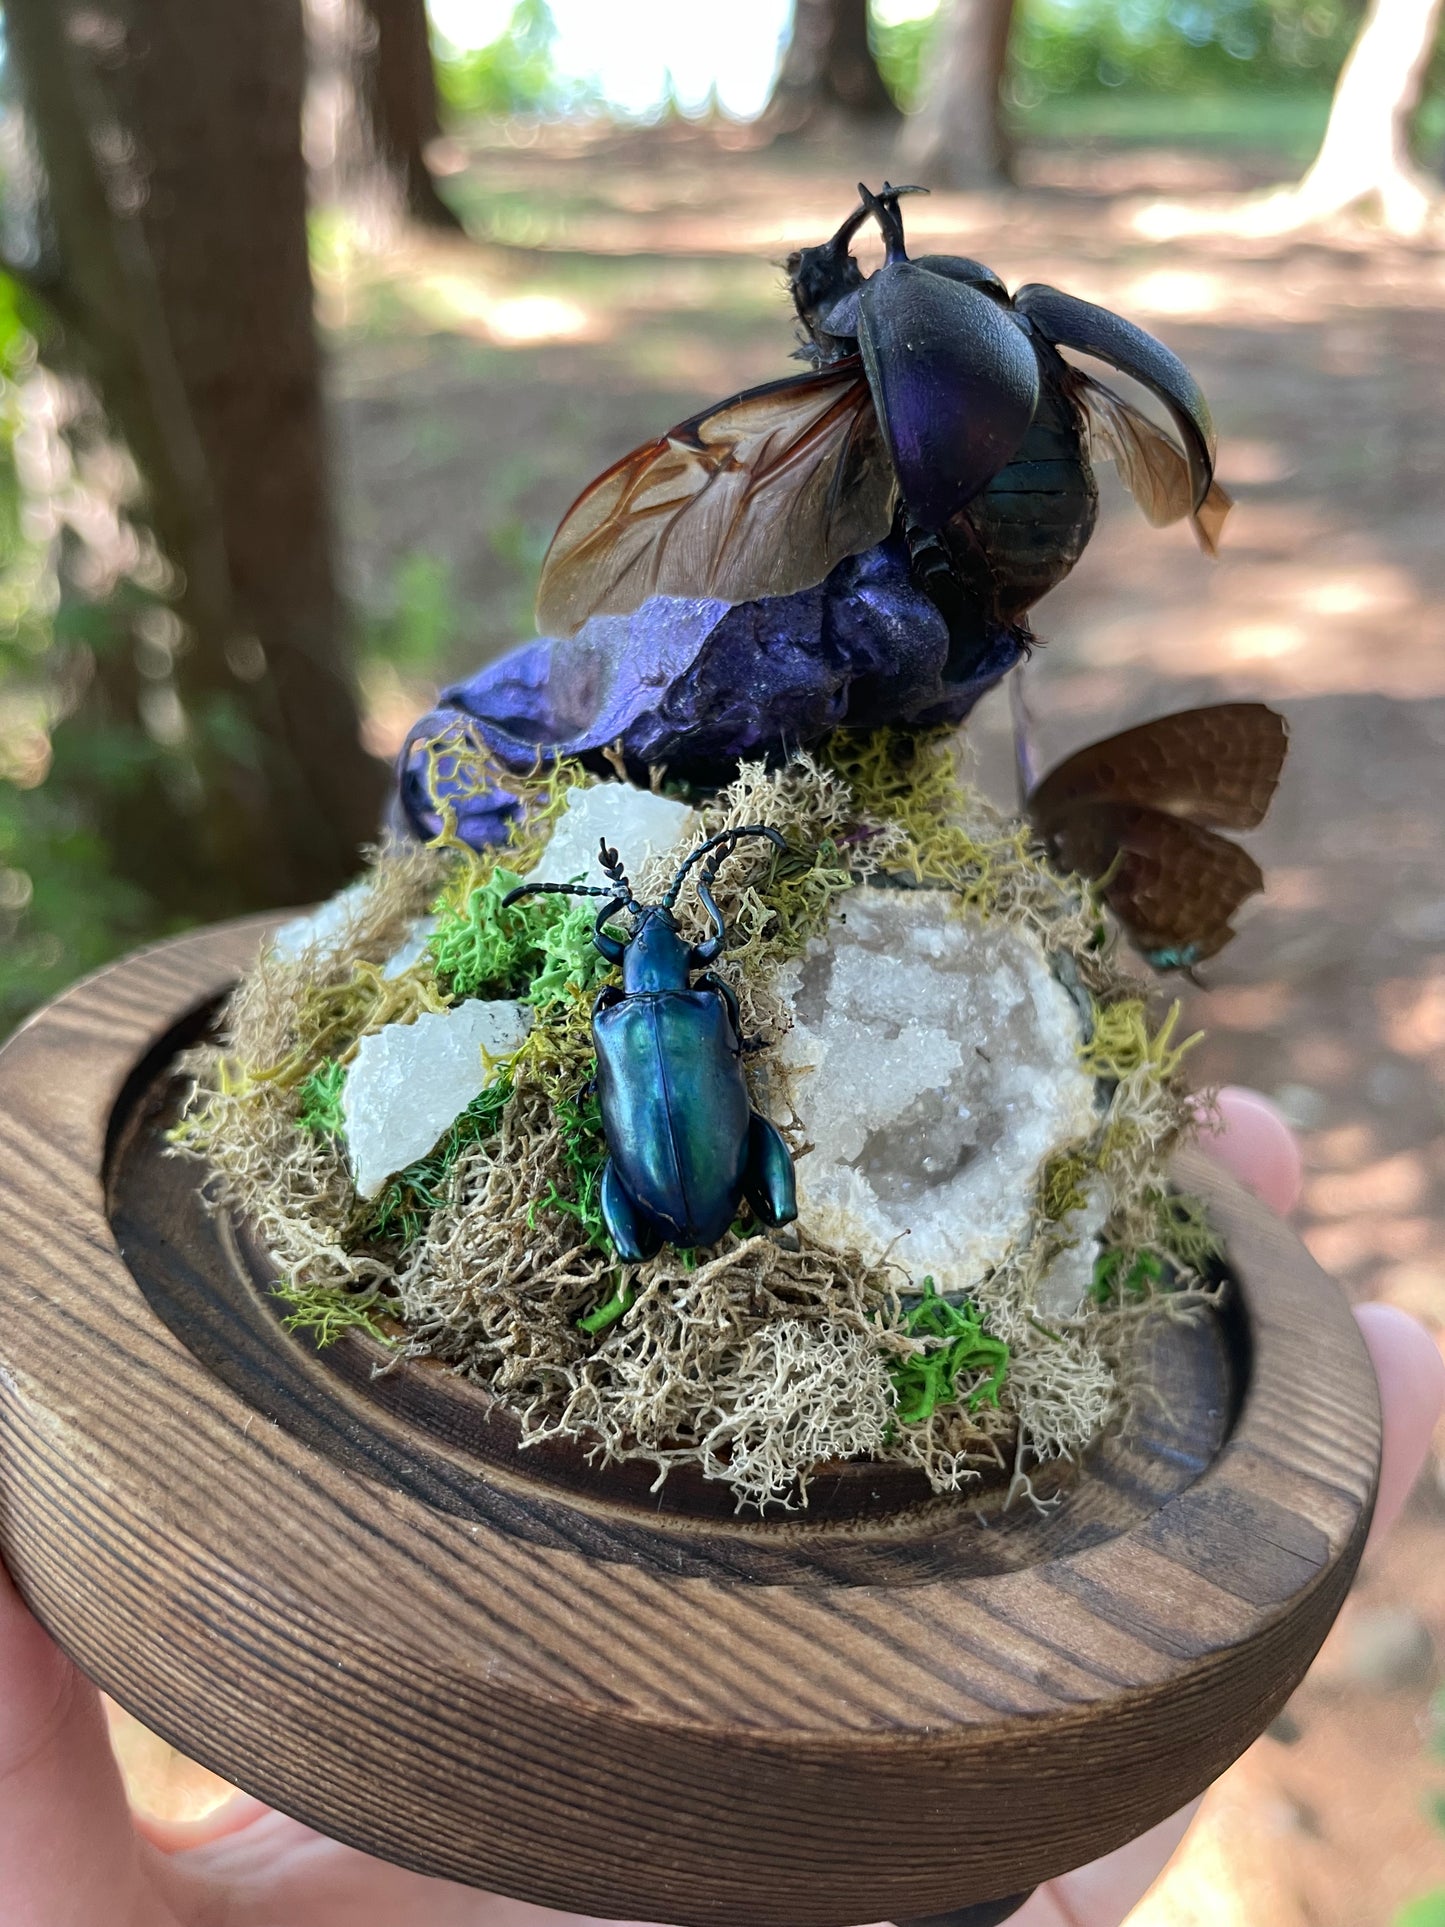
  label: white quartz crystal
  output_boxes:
[530,783,694,890]
[380,916,438,979]
[342,999,531,1198]
[770,887,1099,1295]
[1033,1178,1109,1320]
[271,880,373,962]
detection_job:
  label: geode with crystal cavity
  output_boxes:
[769,886,1099,1294]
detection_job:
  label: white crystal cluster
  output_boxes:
[769,887,1100,1298]
[342,999,531,1199]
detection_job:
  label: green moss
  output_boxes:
[828,730,1039,914]
[1080,997,1201,1082]
[296,1057,347,1137]
[891,1282,1011,1426]
[1040,1148,1093,1221]
[1090,1247,1166,1305]
[530,1088,610,1252]
[274,1279,392,1347]
[429,864,612,1009]
[578,1281,635,1333]
[359,1078,512,1247]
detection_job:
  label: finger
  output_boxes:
[1196,1086,1303,1216]
[133,1788,270,1855]
[0,1558,151,1925]
[1006,1799,1202,1927]
[1356,1302,1445,1557]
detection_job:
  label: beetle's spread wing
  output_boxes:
[1076,374,1232,556]
[1014,284,1220,518]
[1039,798,1265,965]
[535,363,895,637]
[1029,703,1287,833]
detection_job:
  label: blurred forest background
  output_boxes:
[4,2,1445,1922]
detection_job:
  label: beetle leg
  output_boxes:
[600,1159,662,1265]
[743,1113,798,1230]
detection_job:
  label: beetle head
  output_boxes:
[787,183,926,358]
[503,826,791,980]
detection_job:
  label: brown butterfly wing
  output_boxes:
[1078,375,1233,557]
[1028,703,1287,833]
[1043,800,1265,964]
[535,361,896,637]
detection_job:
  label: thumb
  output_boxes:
[0,1558,155,1925]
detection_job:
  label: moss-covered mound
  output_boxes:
[174,731,1219,1511]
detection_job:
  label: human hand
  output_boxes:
[2,1090,1441,1927]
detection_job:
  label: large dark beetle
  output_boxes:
[504,827,798,1263]
[536,183,1230,681]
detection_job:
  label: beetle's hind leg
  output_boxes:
[600,1159,663,1265]
[743,1113,798,1230]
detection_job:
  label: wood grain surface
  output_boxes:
[0,923,1381,1927]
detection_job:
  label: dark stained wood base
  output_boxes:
[0,923,1381,1926]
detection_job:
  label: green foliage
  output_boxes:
[273,1278,391,1347]
[0,770,160,1030]
[1009,0,1359,104]
[360,549,458,673]
[891,1283,1011,1426]
[578,1280,635,1333]
[870,7,938,107]
[1394,1896,1445,1927]
[873,0,1360,113]
[1090,1246,1166,1303]
[532,1088,612,1254]
[360,1077,513,1247]
[429,865,610,1009]
[297,1058,347,1137]
[435,1,592,122]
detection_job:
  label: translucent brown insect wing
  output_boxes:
[535,362,896,637]
[1029,703,1287,833]
[1044,801,1265,964]
[1078,375,1233,557]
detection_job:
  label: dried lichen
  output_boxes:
[173,731,1212,1512]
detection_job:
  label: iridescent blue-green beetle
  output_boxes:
[504,827,798,1263]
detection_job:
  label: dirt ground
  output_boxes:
[114,124,1445,1924]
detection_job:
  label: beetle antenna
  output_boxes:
[500,879,616,909]
[595,837,641,913]
[661,825,790,914]
[502,836,644,915]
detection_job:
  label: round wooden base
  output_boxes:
[0,923,1380,1927]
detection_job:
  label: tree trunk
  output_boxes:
[306,0,463,238]
[766,0,899,134]
[6,0,382,917]
[898,0,1018,189]
[1292,0,1444,232]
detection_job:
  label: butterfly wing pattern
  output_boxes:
[1028,704,1289,969]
